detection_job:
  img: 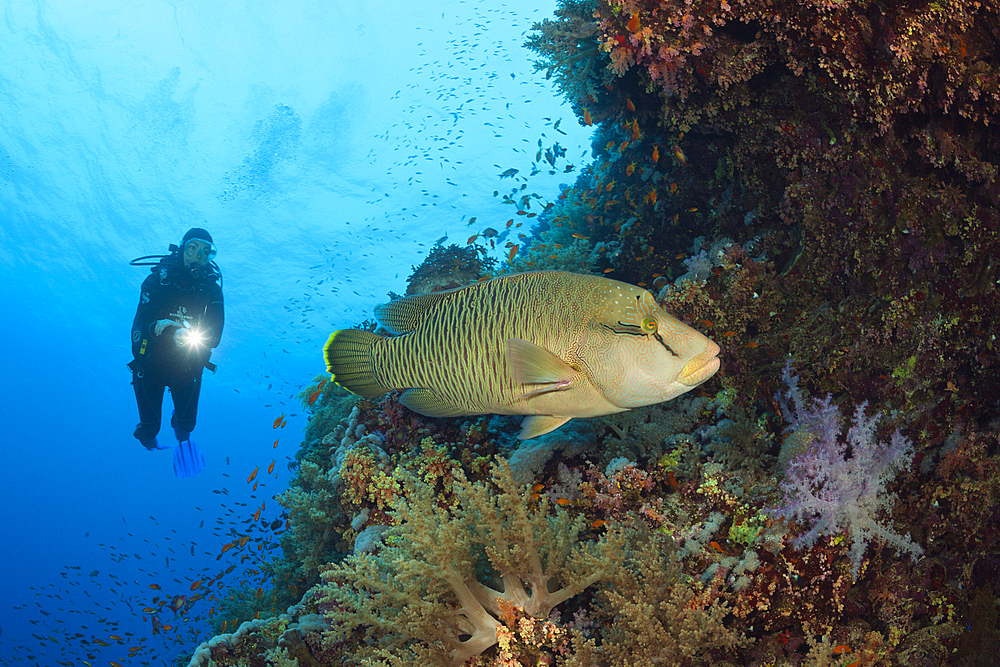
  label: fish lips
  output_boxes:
[677,340,722,387]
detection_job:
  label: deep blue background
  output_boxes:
[0,1,590,663]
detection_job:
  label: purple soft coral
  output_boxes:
[771,365,923,579]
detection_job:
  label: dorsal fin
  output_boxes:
[375,275,531,334]
[373,288,461,334]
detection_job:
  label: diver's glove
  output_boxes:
[154,319,181,336]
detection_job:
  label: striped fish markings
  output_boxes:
[324,271,721,439]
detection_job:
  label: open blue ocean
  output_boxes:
[0,1,589,664]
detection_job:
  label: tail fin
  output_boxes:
[324,329,391,397]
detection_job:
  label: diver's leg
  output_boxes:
[132,368,165,449]
[169,372,202,441]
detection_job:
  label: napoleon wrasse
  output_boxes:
[324,271,720,439]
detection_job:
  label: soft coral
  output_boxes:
[770,365,923,579]
[319,460,624,666]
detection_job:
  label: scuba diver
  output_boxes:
[128,228,224,477]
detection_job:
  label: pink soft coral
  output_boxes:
[770,365,923,579]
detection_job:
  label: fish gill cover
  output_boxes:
[3,0,1000,666]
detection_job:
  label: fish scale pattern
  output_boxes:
[381,273,589,414]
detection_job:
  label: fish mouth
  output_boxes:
[678,340,721,386]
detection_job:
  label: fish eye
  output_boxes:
[641,317,658,334]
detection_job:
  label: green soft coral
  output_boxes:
[318,459,625,666]
[274,460,344,585]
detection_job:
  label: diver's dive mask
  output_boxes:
[183,238,217,265]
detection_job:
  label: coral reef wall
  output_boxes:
[184,1,1000,666]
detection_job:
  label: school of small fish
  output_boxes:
[8,405,294,665]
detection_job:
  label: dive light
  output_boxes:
[178,320,206,348]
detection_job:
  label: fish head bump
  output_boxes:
[585,285,720,408]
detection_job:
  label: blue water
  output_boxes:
[0,1,590,663]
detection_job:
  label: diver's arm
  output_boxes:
[205,286,224,348]
[132,274,158,347]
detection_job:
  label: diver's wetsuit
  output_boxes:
[130,253,224,445]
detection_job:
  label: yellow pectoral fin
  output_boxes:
[506,338,577,384]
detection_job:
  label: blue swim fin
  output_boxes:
[173,439,206,478]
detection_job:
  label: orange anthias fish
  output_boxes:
[273,414,284,429]
[583,107,592,126]
[267,460,275,474]
[673,145,687,166]
[627,12,640,32]
[626,162,635,177]
[508,244,519,263]
[308,387,322,405]
[651,145,659,162]
[247,467,258,483]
